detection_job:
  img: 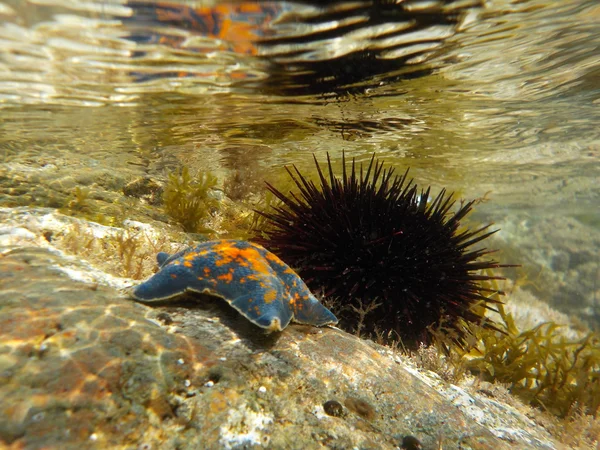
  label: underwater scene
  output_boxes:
[0,0,599,448]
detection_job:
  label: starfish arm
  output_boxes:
[131,265,196,302]
[256,241,338,326]
[228,286,293,332]
[156,251,171,266]
[289,293,338,327]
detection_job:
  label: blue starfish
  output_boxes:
[131,239,338,331]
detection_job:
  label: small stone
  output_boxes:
[401,435,422,450]
[155,312,173,325]
[322,400,344,417]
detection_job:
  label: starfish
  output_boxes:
[131,239,338,332]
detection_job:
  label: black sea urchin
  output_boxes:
[253,153,509,344]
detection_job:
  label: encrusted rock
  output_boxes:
[0,212,562,449]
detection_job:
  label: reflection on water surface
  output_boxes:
[0,0,599,325]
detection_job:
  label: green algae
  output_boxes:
[67,186,92,210]
[61,222,173,279]
[162,167,218,233]
[434,301,600,418]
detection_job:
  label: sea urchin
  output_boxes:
[253,153,509,344]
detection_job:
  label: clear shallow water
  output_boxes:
[1,1,599,325]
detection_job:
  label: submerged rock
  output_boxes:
[0,212,560,449]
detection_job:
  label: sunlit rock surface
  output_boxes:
[0,211,560,449]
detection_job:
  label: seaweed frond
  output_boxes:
[68,186,91,210]
[436,302,600,417]
[162,167,218,233]
[61,222,173,279]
